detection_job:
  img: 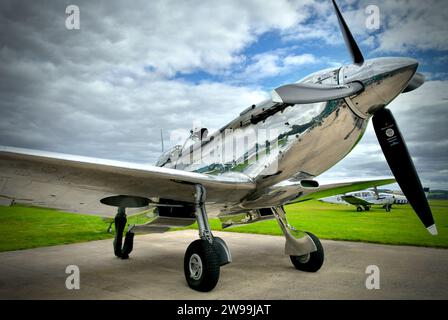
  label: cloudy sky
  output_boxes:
[1,0,447,189]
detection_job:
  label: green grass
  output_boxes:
[0,205,151,252]
[182,200,448,249]
[0,200,447,252]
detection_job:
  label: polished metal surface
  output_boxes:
[240,177,395,209]
[194,184,213,243]
[0,57,417,219]
[0,146,254,216]
[130,216,196,234]
[272,206,317,256]
[163,57,416,217]
[298,254,311,264]
[403,72,425,93]
[219,210,275,228]
[0,0,431,293]
[272,81,363,104]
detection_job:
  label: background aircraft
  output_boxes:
[320,187,428,211]
[0,0,437,292]
[320,189,395,212]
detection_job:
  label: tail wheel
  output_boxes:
[184,239,220,292]
[290,232,324,272]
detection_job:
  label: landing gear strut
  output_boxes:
[289,232,324,272]
[113,207,134,259]
[183,185,231,292]
[272,206,324,272]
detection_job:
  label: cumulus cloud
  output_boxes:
[0,0,298,162]
[374,0,448,53]
[0,0,447,191]
[232,51,318,81]
[282,0,448,55]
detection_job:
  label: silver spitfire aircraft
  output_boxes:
[0,1,437,292]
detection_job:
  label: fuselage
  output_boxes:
[159,57,418,209]
[322,191,396,206]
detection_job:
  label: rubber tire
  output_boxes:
[356,206,363,212]
[385,205,391,212]
[290,232,324,272]
[184,239,220,292]
[364,206,370,211]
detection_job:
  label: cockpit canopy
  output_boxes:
[156,145,183,167]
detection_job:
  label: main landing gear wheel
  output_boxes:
[356,206,363,212]
[290,232,324,272]
[184,184,229,292]
[184,239,220,292]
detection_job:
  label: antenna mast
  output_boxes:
[160,129,164,153]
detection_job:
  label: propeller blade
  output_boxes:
[372,108,437,235]
[403,72,425,93]
[272,82,363,104]
[332,0,364,65]
[373,186,380,199]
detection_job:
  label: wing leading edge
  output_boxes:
[292,178,396,203]
[0,146,255,216]
[240,177,395,209]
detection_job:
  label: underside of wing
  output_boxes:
[238,177,395,210]
[0,146,255,216]
[292,178,396,203]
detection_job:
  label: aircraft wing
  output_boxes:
[240,177,395,209]
[340,195,372,206]
[292,178,396,203]
[0,146,255,216]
